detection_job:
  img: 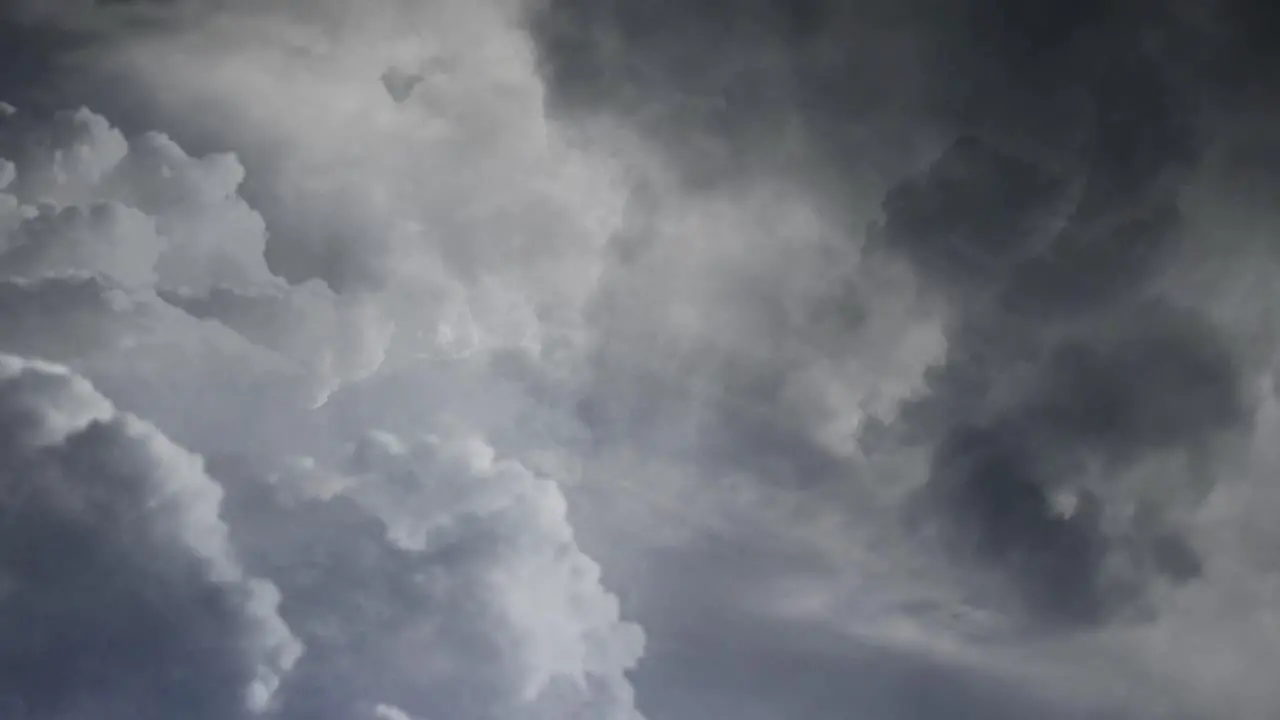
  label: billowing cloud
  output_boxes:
[3,0,1280,719]
[0,103,388,430]
[531,0,1280,716]
[0,354,300,719]
[241,430,646,720]
[0,19,649,717]
[866,49,1239,631]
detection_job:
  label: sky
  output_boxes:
[0,1,1278,719]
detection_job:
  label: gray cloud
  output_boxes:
[531,0,1280,715]
[2,1,1280,719]
[0,6,653,717]
[0,355,300,719]
[866,36,1236,628]
[225,430,646,720]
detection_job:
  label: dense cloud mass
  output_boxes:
[1,0,1280,719]
[241,431,645,720]
[0,355,299,719]
[0,26,646,717]
[532,0,1280,715]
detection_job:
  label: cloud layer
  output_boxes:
[0,30,647,717]
[0,355,299,718]
[2,1,1280,719]
[532,0,1280,715]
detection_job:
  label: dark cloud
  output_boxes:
[0,357,299,719]
[529,0,950,191]
[872,135,1071,303]
[0,1,1276,718]
[866,17,1239,627]
[531,0,1264,638]
[379,68,423,104]
[623,536,1193,720]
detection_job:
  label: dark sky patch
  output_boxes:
[531,0,1262,635]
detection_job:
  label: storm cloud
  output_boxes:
[0,23,647,717]
[531,0,1280,714]
[1,1,1279,719]
[0,355,299,719]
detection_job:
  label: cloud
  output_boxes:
[5,1,1280,719]
[869,66,1241,630]
[0,6,650,719]
[0,354,300,718]
[530,0,1280,716]
[0,103,390,439]
[372,705,417,720]
[530,0,1266,643]
[237,430,646,720]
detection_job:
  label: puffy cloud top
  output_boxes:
[0,28,648,716]
[259,430,646,720]
[0,354,300,719]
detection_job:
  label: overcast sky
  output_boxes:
[0,1,1278,719]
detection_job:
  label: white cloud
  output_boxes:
[355,431,644,693]
[373,705,417,720]
[266,429,645,719]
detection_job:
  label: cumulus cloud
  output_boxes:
[5,0,1280,718]
[246,430,645,720]
[372,705,417,720]
[0,4,650,719]
[0,103,401,448]
[0,354,300,718]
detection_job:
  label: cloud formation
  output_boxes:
[4,0,1280,719]
[0,33,647,718]
[532,0,1280,715]
[0,354,299,718]
[245,430,646,720]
